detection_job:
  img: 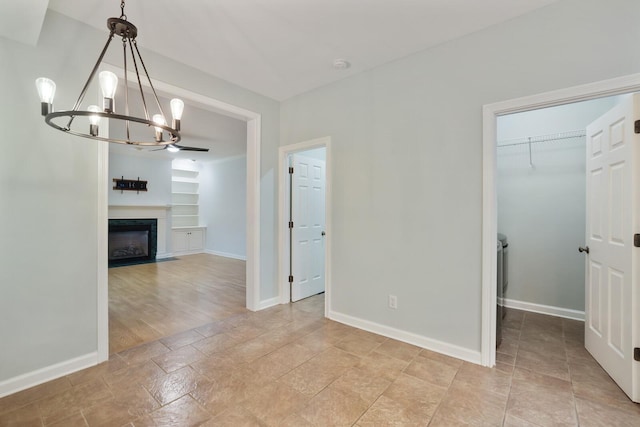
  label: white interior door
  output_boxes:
[584,93,639,402]
[291,154,326,302]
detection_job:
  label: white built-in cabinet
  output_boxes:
[171,162,206,255]
[172,227,205,255]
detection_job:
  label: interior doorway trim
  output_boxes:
[481,72,640,367]
[97,64,262,362]
[278,137,332,316]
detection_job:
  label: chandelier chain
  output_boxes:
[120,0,127,20]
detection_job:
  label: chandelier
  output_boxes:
[35,0,183,146]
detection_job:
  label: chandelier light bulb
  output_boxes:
[87,105,101,126]
[35,77,56,115]
[98,71,118,112]
[88,104,101,136]
[153,114,166,142]
[99,71,118,98]
[35,77,56,103]
[152,113,166,130]
[170,99,184,120]
[167,144,180,153]
[170,98,184,131]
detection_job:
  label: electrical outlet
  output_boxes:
[388,295,398,309]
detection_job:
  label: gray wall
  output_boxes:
[200,157,247,258]
[0,9,280,385]
[0,11,101,382]
[108,152,172,206]
[497,97,621,312]
[280,0,640,351]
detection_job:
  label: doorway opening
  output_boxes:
[482,73,640,369]
[96,65,262,362]
[496,97,622,324]
[278,137,332,316]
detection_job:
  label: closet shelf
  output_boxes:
[497,129,586,148]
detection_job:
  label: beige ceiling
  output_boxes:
[40,0,562,101]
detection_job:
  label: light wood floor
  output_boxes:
[109,253,247,354]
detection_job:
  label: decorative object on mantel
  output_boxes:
[113,176,148,193]
[34,0,184,146]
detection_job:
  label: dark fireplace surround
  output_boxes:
[108,218,157,266]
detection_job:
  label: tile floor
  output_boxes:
[1,297,639,426]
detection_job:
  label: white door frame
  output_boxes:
[278,137,332,316]
[481,72,640,367]
[97,64,262,362]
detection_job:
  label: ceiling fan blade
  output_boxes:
[175,145,209,152]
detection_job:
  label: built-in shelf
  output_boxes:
[171,161,200,228]
[171,177,199,183]
[172,168,200,174]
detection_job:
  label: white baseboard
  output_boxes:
[329,311,482,365]
[257,296,281,311]
[204,249,246,261]
[156,252,173,259]
[503,298,585,321]
[0,352,98,398]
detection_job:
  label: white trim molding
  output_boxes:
[0,353,98,399]
[257,296,281,311]
[503,299,585,321]
[278,137,332,316]
[96,142,109,363]
[204,249,247,261]
[481,72,640,367]
[329,311,481,365]
[98,63,264,363]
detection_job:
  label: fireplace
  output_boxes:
[108,218,157,266]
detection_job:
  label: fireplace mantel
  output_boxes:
[108,205,171,258]
[109,205,171,210]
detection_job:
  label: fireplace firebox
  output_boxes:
[108,218,157,266]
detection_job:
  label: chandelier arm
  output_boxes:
[64,30,116,130]
[127,37,150,121]
[123,38,131,142]
[132,40,167,120]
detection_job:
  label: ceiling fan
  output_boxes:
[152,143,209,153]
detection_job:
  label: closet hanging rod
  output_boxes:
[497,129,586,148]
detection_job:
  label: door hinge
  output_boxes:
[635,234,640,248]
[634,348,640,362]
[288,275,294,283]
[289,221,294,229]
[635,120,640,134]
[289,167,294,174]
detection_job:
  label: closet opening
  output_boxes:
[495,95,624,342]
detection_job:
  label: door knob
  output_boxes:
[321,231,326,236]
[578,246,590,254]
